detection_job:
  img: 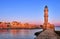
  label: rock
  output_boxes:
[34,31,42,36]
[36,29,60,39]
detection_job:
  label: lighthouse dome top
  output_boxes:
[45,5,48,8]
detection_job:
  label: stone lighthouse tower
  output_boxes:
[43,5,55,30]
[44,6,48,26]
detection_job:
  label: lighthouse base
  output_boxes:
[43,23,55,31]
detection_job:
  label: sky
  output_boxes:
[0,0,60,26]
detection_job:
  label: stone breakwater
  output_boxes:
[35,29,60,39]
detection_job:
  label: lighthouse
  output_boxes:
[43,5,55,30]
[44,6,48,26]
[36,5,59,39]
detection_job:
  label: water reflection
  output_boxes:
[0,27,60,39]
[0,29,41,39]
[10,29,20,36]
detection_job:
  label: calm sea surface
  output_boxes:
[0,26,60,39]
